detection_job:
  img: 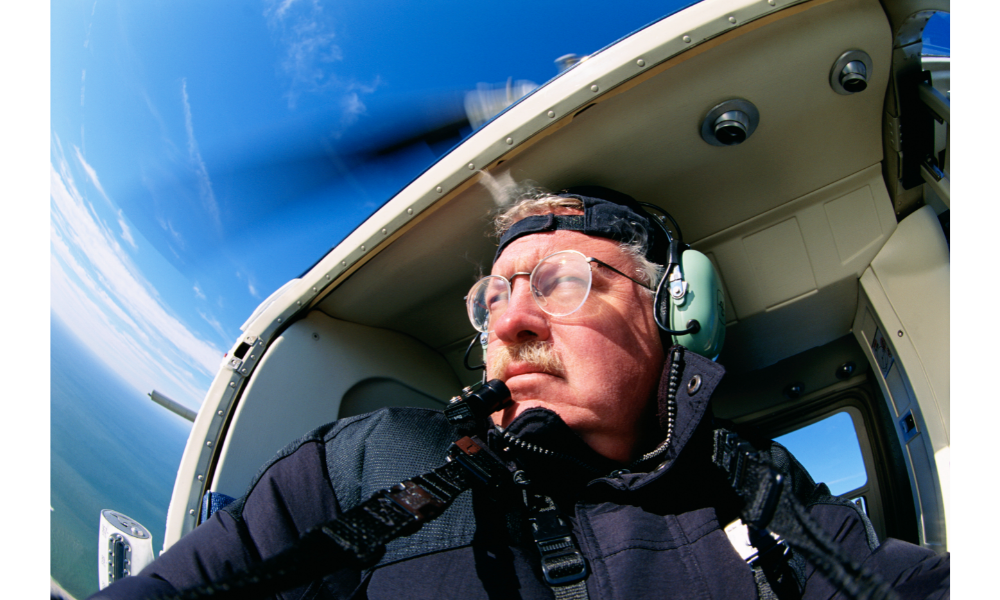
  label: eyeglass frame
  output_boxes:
[465,249,655,333]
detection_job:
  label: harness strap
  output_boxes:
[712,429,898,600]
[162,435,507,600]
[527,492,591,600]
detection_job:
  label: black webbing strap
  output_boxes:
[162,437,502,600]
[527,492,590,600]
[712,430,898,600]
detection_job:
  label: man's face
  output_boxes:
[487,229,665,463]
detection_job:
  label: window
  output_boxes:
[774,411,867,496]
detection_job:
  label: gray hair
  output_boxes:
[492,182,664,287]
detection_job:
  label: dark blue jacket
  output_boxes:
[91,350,949,599]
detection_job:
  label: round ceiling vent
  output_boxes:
[830,50,873,95]
[700,98,760,147]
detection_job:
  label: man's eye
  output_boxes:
[536,275,585,296]
[486,291,508,308]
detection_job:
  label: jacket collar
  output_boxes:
[491,345,726,493]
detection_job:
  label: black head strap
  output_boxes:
[493,186,670,266]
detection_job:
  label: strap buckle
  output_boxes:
[530,506,588,585]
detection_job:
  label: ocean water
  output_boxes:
[50,315,192,599]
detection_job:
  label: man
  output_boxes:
[91,186,949,599]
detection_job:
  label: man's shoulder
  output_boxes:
[320,406,455,453]
[316,407,459,510]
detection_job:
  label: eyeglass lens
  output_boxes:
[466,250,595,333]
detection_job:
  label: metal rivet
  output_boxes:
[311,287,317,292]
[505,137,513,145]
[783,382,805,400]
[197,474,203,481]
[360,245,365,251]
[206,440,212,446]
[341,261,347,266]
[547,110,556,118]
[436,186,443,193]
[768,0,775,5]
[241,368,247,374]
[276,318,282,323]
[229,382,235,388]
[590,84,599,92]
[468,163,475,170]
[836,362,856,380]
[296,300,301,305]
[407,208,413,215]
[217,410,223,416]
[636,59,645,67]
[189,509,195,516]
[683,35,692,43]
[250,355,254,359]
[325,274,330,279]
[687,374,702,395]
[897,330,904,337]
[381,228,387,235]
[729,16,736,24]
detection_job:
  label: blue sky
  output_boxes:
[48,0,695,411]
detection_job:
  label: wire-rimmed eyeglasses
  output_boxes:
[465,249,653,333]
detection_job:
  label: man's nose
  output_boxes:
[492,276,551,344]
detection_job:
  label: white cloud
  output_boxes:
[117,209,137,250]
[73,144,110,207]
[264,0,358,110]
[198,309,231,343]
[50,139,225,406]
[193,282,206,300]
[180,78,222,234]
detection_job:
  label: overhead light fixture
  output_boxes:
[700,98,760,147]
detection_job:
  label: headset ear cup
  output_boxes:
[670,249,726,358]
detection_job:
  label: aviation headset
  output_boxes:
[488,185,725,359]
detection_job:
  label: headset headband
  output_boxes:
[493,186,670,267]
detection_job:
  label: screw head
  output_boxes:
[836,362,857,380]
[897,330,904,337]
[783,382,805,400]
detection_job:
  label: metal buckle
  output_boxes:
[540,545,588,585]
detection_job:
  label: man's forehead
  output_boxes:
[491,230,624,274]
